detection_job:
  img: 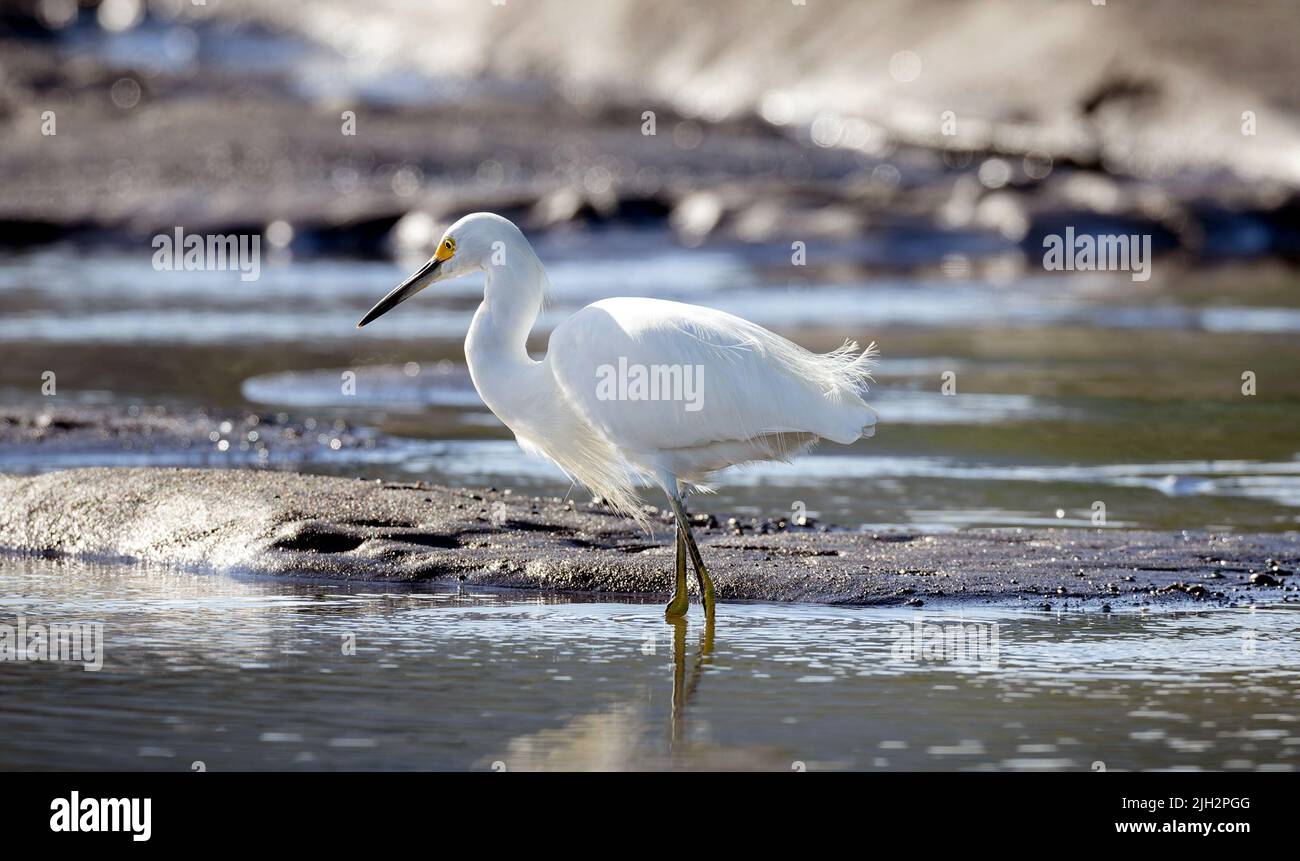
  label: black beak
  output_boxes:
[356,257,441,328]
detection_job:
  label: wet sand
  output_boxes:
[1,465,1294,609]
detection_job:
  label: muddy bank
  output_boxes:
[0,467,1295,608]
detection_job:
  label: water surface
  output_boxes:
[1,556,1296,771]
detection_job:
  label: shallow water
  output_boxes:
[1,239,1298,532]
[0,556,1296,772]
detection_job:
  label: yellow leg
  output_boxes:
[664,524,689,618]
[666,494,716,617]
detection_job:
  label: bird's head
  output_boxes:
[356,212,527,328]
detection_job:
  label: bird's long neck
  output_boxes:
[476,253,543,360]
[465,247,548,423]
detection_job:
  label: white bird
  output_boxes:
[358,213,877,616]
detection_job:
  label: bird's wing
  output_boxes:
[546,297,876,455]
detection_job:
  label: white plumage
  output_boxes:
[358,212,877,615]
[549,297,876,499]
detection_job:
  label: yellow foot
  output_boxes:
[664,590,690,617]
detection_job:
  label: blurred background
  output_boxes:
[2,0,1299,532]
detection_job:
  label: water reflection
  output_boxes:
[0,556,1297,771]
[668,614,713,758]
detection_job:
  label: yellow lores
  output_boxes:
[435,236,456,262]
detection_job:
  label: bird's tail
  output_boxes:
[805,339,878,443]
[819,339,878,402]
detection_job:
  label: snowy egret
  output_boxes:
[357,213,877,616]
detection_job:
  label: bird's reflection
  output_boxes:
[667,613,714,754]
[481,610,795,769]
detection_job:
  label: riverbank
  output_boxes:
[0,466,1294,609]
[4,4,1300,260]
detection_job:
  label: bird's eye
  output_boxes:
[444,239,454,250]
